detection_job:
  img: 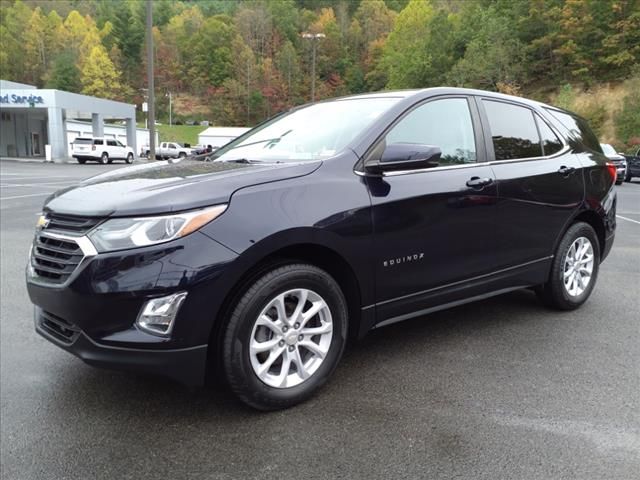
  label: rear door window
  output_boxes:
[107,140,117,147]
[93,139,103,145]
[482,100,542,160]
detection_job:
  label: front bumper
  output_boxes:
[35,307,208,386]
[27,230,238,386]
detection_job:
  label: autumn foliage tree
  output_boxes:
[0,0,638,144]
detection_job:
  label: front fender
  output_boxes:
[200,159,375,308]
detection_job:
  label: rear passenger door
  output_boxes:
[106,139,121,158]
[477,97,583,270]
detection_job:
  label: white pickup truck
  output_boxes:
[149,142,195,159]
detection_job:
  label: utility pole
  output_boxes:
[146,0,156,160]
[301,33,325,102]
[166,91,172,126]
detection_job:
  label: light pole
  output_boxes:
[301,32,325,102]
[165,91,172,126]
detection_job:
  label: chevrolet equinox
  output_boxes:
[27,88,617,410]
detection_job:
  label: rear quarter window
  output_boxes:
[544,109,602,153]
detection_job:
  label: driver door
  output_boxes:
[365,96,500,324]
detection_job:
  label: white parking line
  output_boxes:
[1,192,52,200]
[0,182,77,188]
[0,175,77,180]
[617,215,640,225]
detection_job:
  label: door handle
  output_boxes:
[557,166,575,176]
[466,177,493,188]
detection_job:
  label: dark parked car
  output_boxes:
[27,88,617,410]
[622,147,640,182]
[600,143,627,185]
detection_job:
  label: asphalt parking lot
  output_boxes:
[1,160,639,479]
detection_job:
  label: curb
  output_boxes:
[1,157,152,165]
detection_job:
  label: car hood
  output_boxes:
[44,159,321,217]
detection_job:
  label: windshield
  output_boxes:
[212,97,400,163]
[600,143,616,155]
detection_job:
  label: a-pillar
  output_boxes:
[92,113,104,138]
[47,107,67,160]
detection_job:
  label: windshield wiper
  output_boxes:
[227,130,293,151]
[223,158,283,165]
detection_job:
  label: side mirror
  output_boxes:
[366,143,442,173]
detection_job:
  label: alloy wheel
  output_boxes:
[249,288,333,388]
[563,236,594,297]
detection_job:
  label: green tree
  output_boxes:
[0,0,31,82]
[80,45,125,99]
[601,1,640,77]
[45,51,81,92]
[111,2,144,84]
[382,0,457,89]
[448,6,525,90]
[23,7,48,85]
[382,0,436,88]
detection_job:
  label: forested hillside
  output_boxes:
[1,0,639,148]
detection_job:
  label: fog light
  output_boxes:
[136,292,188,336]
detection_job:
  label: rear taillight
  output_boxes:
[92,145,96,151]
[605,162,617,183]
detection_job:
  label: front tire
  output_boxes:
[536,222,600,310]
[222,264,348,410]
[125,153,133,164]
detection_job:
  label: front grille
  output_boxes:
[39,310,80,344]
[46,213,102,235]
[30,213,101,285]
[31,234,83,284]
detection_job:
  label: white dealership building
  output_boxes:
[0,79,153,161]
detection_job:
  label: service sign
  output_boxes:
[0,93,45,106]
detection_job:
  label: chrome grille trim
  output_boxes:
[28,231,98,287]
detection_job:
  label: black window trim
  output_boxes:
[474,96,570,165]
[356,94,487,177]
[533,112,564,157]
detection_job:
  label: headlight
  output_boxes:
[87,204,227,252]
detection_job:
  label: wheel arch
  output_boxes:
[206,241,366,380]
[555,209,606,261]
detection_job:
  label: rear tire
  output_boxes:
[100,152,109,164]
[77,158,86,164]
[536,222,600,310]
[222,264,348,410]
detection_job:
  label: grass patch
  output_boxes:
[137,123,205,146]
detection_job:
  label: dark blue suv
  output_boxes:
[27,88,616,410]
